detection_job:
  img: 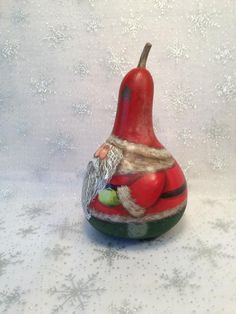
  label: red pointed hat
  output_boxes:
[111,43,163,149]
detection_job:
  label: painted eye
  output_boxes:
[122,86,131,101]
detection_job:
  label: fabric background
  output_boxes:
[0,0,235,313]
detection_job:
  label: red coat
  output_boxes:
[89,161,187,220]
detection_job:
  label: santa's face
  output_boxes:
[92,143,123,181]
[94,143,111,160]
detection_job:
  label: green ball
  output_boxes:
[98,188,121,206]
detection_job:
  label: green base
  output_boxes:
[88,208,186,240]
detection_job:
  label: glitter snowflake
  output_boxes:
[153,0,173,16]
[209,218,235,233]
[0,286,26,312]
[48,218,82,239]
[30,76,55,102]
[16,225,40,238]
[0,251,23,277]
[0,40,19,62]
[93,242,129,267]
[177,128,193,146]
[188,6,220,37]
[212,45,234,65]
[18,201,53,220]
[183,239,234,267]
[166,84,196,113]
[11,9,28,25]
[47,132,75,156]
[48,272,105,312]
[215,75,236,103]
[104,48,131,77]
[72,102,92,118]
[120,10,144,39]
[201,119,231,146]
[85,16,103,33]
[108,299,143,314]
[160,268,199,295]
[44,24,72,48]
[73,62,89,78]
[0,186,15,201]
[45,244,72,261]
[208,151,228,171]
[167,41,189,63]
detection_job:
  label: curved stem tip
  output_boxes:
[137,42,152,68]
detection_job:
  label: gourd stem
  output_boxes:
[137,42,152,68]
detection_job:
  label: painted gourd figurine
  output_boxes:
[82,43,187,239]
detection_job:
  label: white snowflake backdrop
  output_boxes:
[0,1,236,314]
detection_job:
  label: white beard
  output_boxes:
[81,144,123,220]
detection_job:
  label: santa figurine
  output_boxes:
[82,43,187,239]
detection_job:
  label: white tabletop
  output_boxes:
[0,175,235,314]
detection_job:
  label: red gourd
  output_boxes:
[82,43,187,240]
[112,43,162,148]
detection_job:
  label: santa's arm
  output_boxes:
[117,172,166,217]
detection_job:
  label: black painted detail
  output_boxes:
[160,182,187,198]
[122,86,131,101]
[105,183,122,191]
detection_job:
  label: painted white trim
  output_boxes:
[106,134,175,174]
[106,134,173,159]
[88,199,187,223]
[117,185,145,217]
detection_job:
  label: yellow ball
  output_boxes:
[98,188,121,206]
